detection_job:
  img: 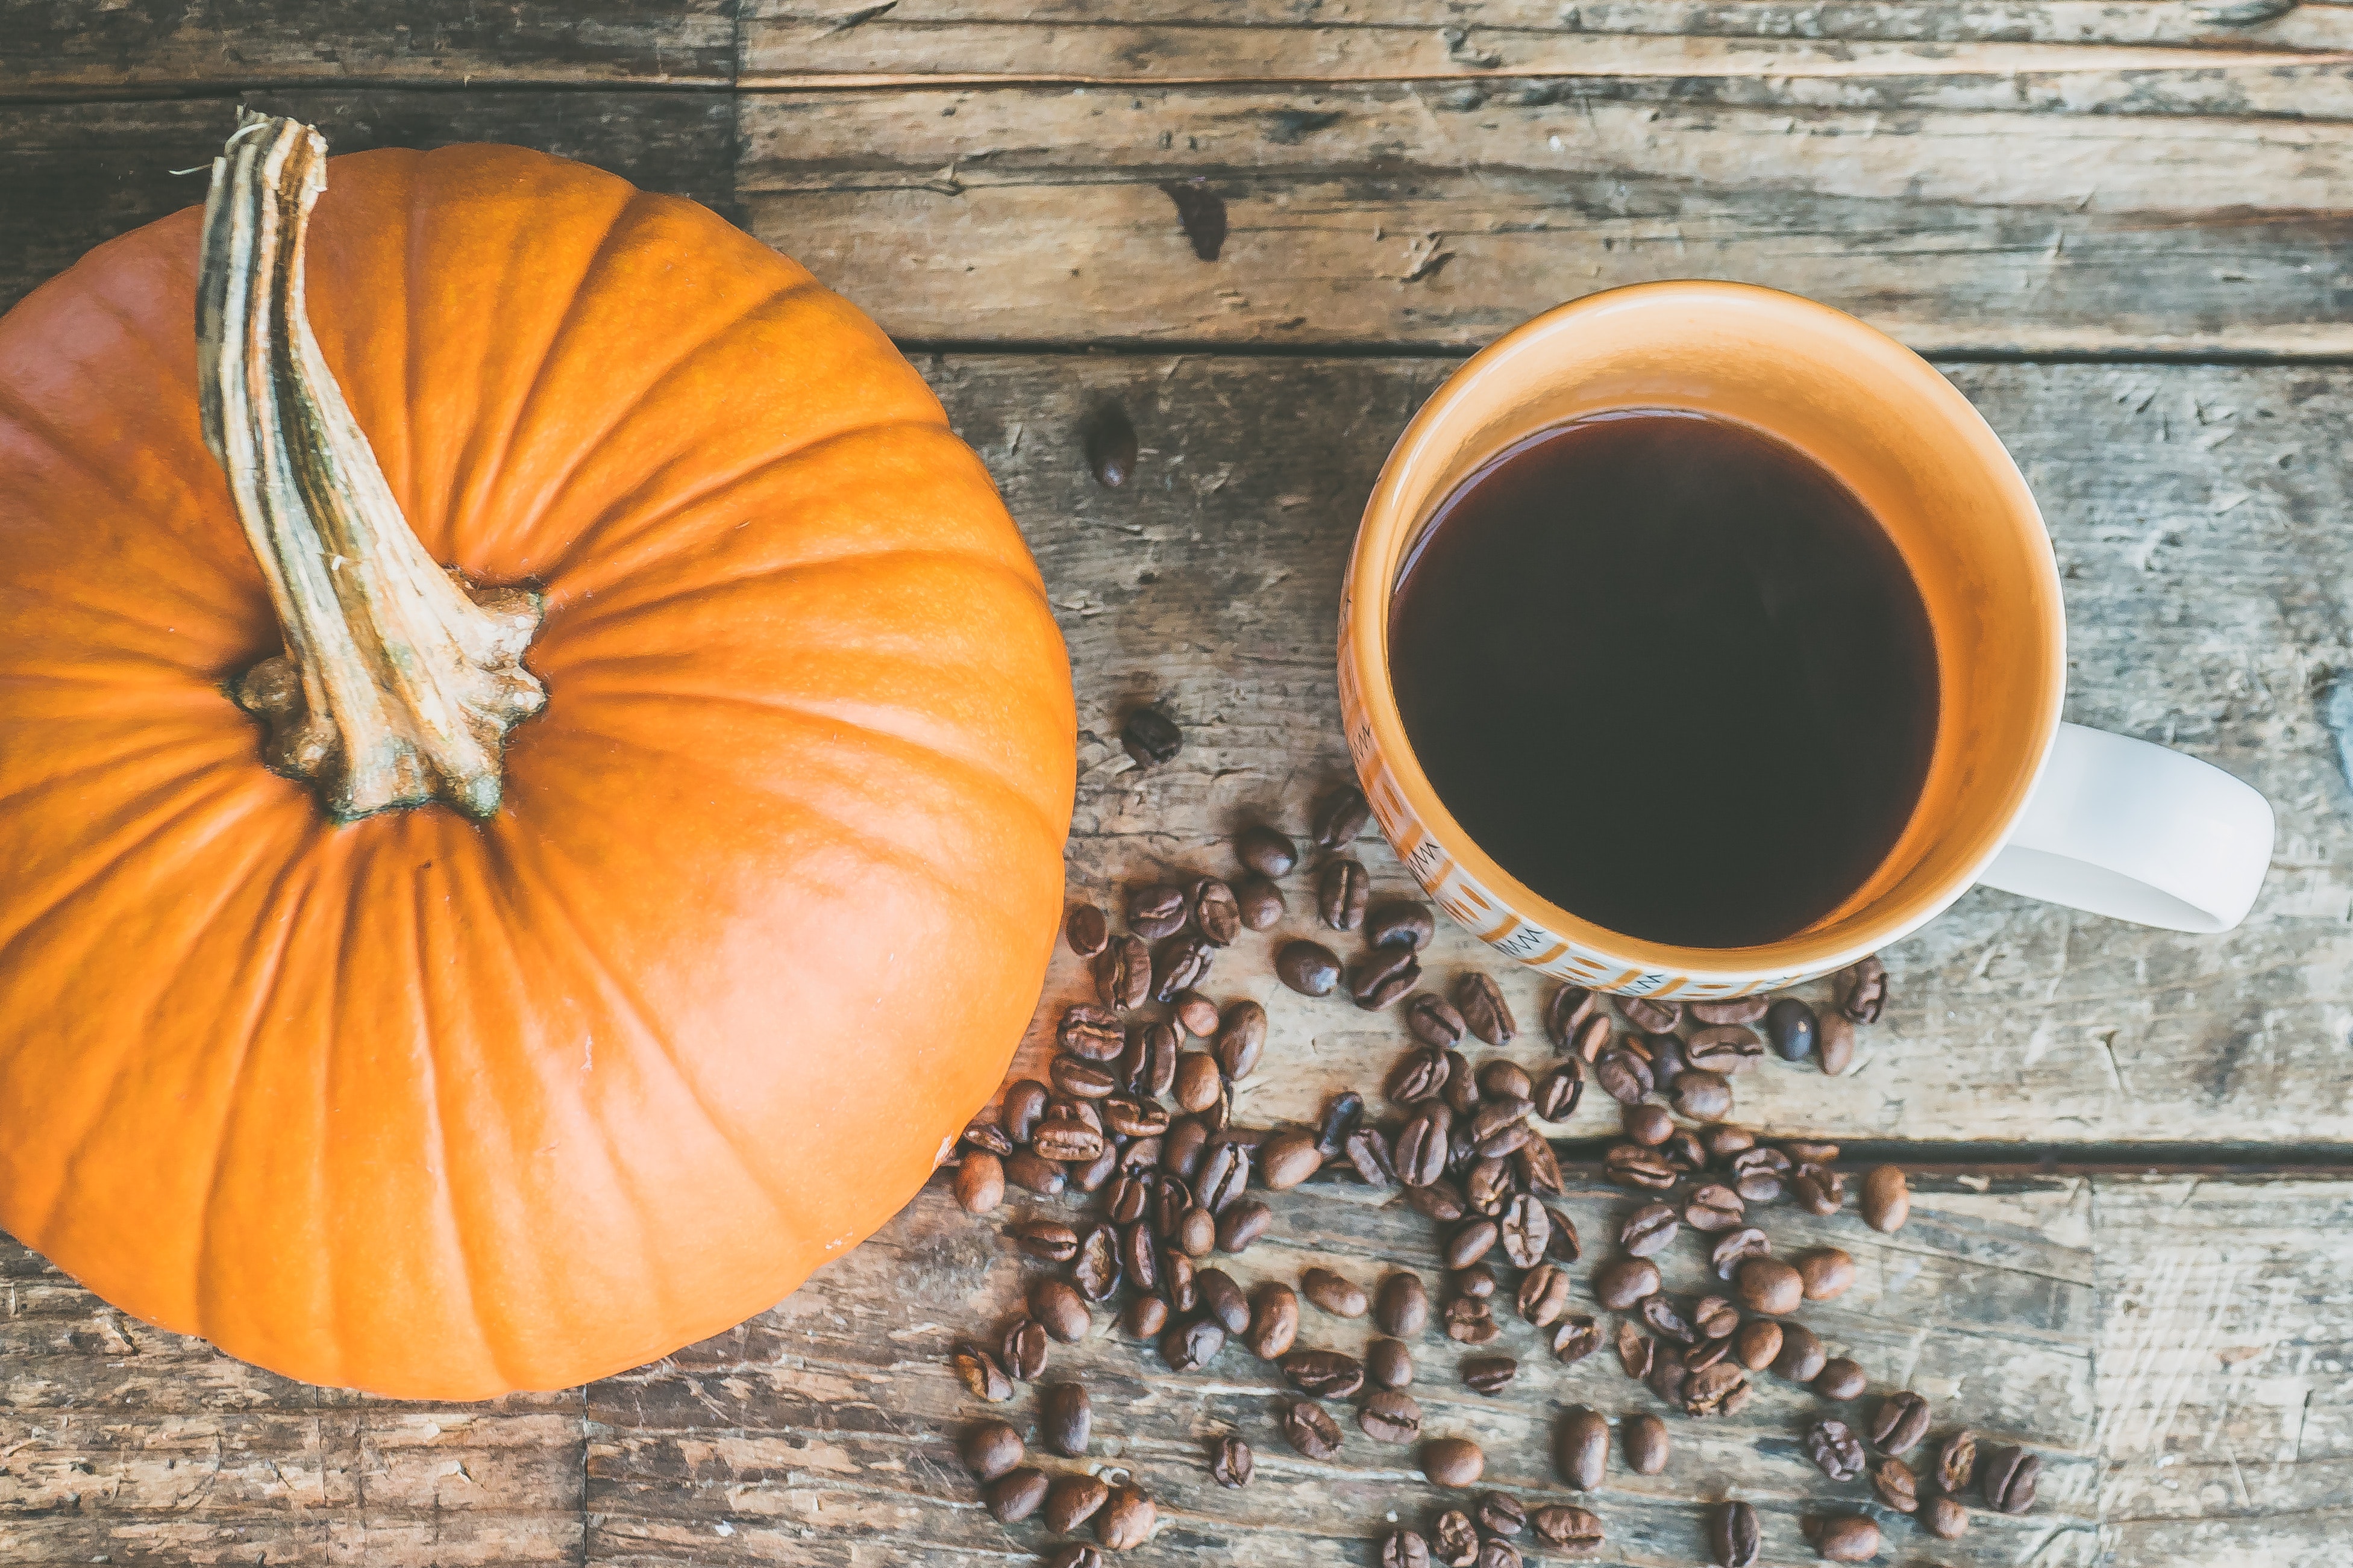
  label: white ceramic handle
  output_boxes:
[1976,722,2274,932]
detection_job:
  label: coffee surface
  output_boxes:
[1387,410,1938,949]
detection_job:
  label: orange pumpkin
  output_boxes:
[0,116,1074,1398]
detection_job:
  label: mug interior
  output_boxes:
[1349,281,2065,980]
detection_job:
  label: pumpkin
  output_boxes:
[0,114,1074,1398]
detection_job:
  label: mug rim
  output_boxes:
[1343,280,2066,984]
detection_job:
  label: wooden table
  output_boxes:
[7,5,2353,1564]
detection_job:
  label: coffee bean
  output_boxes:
[1417,1435,1482,1487]
[1685,1337,1732,1373]
[1616,1102,1668,1147]
[1161,1120,1206,1183]
[1814,1357,1868,1401]
[1366,1270,1427,1337]
[1404,1176,1465,1225]
[1279,1348,1365,1399]
[1171,1051,1221,1114]
[1319,859,1370,931]
[1380,1528,1432,1568]
[1593,1047,1654,1104]
[1389,1047,1450,1105]
[1443,975,1508,1047]
[1396,1104,1453,1187]
[960,1114,1014,1158]
[984,1466,1047,1523]
[1805,1009,1852,1077]
[1210,1432,1253,1488]
[1567,1012,1612,1063]
[1603,1143,1678,1189]
[1308,1094,1364,1163]
[1703,1123,1755,1160]
[1507,1135,1561,1199]
[1440,1049,1479,1116]
[1057,1004,1125,1063]
[1538,984,1593,1046]
[1065,901,1111,958]
[1545,1314,1600,1365]
[1649,1352,1690,1409]
[1620,1202,1680,1257]
[1670,1185,1735,1235]
[1637,1030,1688,1082]
[1011,1219,1079,1263]
[1431,1511,1479,1568]
[1216,1198,1271,1252]
[1870,1390,1932,1454]
[1690,993,1769,1025]
[1482,1192,1541,1267]
[1151,935,1213,1004]
[1212,1001,1267,1080]
[1731,1317,1782,1371]
[1668,1069,1734,1121]
[1349,1333,1408,1390]
[1690,1295,1740,1340]
[959,1419,1023,1481]
[1640,1295,1696,1346]
[1047,1545,1103,1568]
[1441,1217,1496,1270]
[1161,1316,1225,1372]
[1041,1381,1092,1457]
[1453,1264,1497,1301]
[1475,1540,1519,1568]
[1982,1444,2041,1513]
[1124,1220,1167,1285]
[1240,1133,1309,1195]
[1097,1485,1155,1551]
[1922,1494,1970,1539]
[1734,1256,1802,1315]
[1729,1146,1789,1204]
[1001,1079,1048,1143]
[1707,1226,1768,1283]
[1872,1455,1919,1513]
[1806,1418,1867,1481]
[1524,1066,1579,1123]
[1624,1412,1669,1475]
[1750,1322,1814,1386]
[1708,1500,1759,1567]
[1049,1055,1119,1103]
[1936,1428,1979,1493]
[1169,990,1220,1038]
[1460,1355,1516,1393]
[951,1342,1014,1402]
[1192,1268,1247,1335]
[1443,1296,1499,1344]
[1464,1492,1522,1541]
[1614,1318,1654,1379]
[1553,1407,1609,1488]
[1245,1280,1300,1358]
[1359,1388,1425,1443]
[1533,1504,1605,1552]
[1816,1514,1880,1563]
[1281,1399,1344,1459]
[1861,1164,1911,1232]
[1515,1263,1573,1327]
[953,1151,1004,1214]
[1072,1225,1122,1301]
[1123,1293,1168,1338]
[1799,1248,1856,1301]
[1283,1268,1359,1320]
[1684,1026,1763,1074]
[1235,872,1285,930]
[1762,997,1817,1061]
[1594,1256,1661,1309]
[1024,1278,1086,1343]
[1126,882,1186,941]
[1236,823,1299,878]
[1841,954,1887,1022]
[1276,939,1341,996]
[1782,1137,1838,1163]
[1367,901,1436,949]
[1618,995,1681,1032]
[1352,944,1420,1008]
[1097,934,1150,1012]
[1172,881,1235,949]
[1001,1317,1049,1380]
[1777,1162,1834,1218]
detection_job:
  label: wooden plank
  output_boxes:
[736,81,2353,355]
[2,0,733,90]
[0,90,737,317]
[2095,1175,2353,1567]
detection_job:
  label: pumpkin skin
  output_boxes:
[0,146,1075,1397]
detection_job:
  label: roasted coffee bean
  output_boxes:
[1012,1219,1080,1263]
[1004,1151,1067,1196]
[1982,1444,2041,1513]
[1637,1031,1689,1085]
[1374,1271,1430,1336]
[1799,1248,1856,1301]
[1493,1194,1546,1268]
[1709,1226,1770,1281]
[1679,1183,1740,1233]
[1127,882,1188,941]
[954,1151,1005,1214]
[1474,1540,1519,1568]
[1452,972,1514,1045]
[1708,1500,1760,1568]
[1684,1026,1763,1074]
[1790,1162,1844,1217]
[1359,1388,1424,1443]
[1685,1337,1732,1373]
[1171,990,1221,1038]
[1030,1277,1090,1342]
[1065,902,1111,958]
[1922,1494,1970,1539]
[1344,1126,1398,1187]
[1640,1296,1696,1346]
[1319,859,1370,931]
[1125,1220,1168,1285]
[959,1419,1023,1481]
[1294,1266,1363,1319]
[1471,1107,1533,1163]
[1555,1407,1608,1489]
[1621,1202,1680,1257]
[1816,1008,1856,1076]
[1353,1333,1409,1389]
[1872,1455,1919,1513]
[1862,1164,1911,1233]
[1463,1157,1510,1217]
[1670,1069,1734,1120]
[1473,1490,1526,1540]
[1046,1546,1103,1568]
[1618,995,1681,1032]
[985,1466,1048,1523]
[1133,1019,1183,1098]
[1277,939,1342,996]
[1735,1256,1803,1315]
[1352,944,1420,1008]
[1620,1101,1672,1146]
[1440,1050,1480,1116]
[1253,1129,1320,1192]
[1172,1051,1223,1114]
[1648,1353,1689,1408]
[1123,1292,1168,1339]
[1781,1137,1838,1164]
[1444,1296,1500,1344]
[1814,1357,1868,1401]
[1936,1428,1979,1493]
[1214,1001,1267,1080]
[1048,1051,1118,1100]
[1390,1046,1452,1105]
[1211,1432,1254,1488]
[1118,699,1176,760]
[1154,1163,1198,1224]
[1567,1012,1612,1064]
[1216,1198,1271,1252]
[1152,935,1214,1004]
[1624,1412,1669,1475]
[1247,1281,1300,1358]
[1453,1264,1497,1301]
[1691,995,1769,1026]
[1532,1064,1582,1121]
[1103,1097,1170,1140]
[1001,1078,1049,1143]
[1181,877,1238,946]
[1816,1514,1880,1563]
[1097,934,1151,1011]
[1120,1134,1162,1175]
[1594,1256,1661,1309]
[1517,1263,1574,1326]
[1725,1318,1780,1373]
[1762,996,1817,1061]
[1001,1317,1050,1381]
[1235,872,1286,930]
[1461,1355,1517,1393]
[1615,1318,1654,1379]
[1730,1146,1790,1204]
[1282,1399,1343,1459]
[1312,1092,1365,1160]
[1703,1123,1756,1161]
[1761,1320,1819,1384]
[1421,1436,1485,1487]
[1806,1418,1868,1481]
[1367,901,1436,950]
[1870,1390,1932,1454]
[1691,1295,1741,1340]
[1544,984,1597,1046]
[1396,1103,1454,1187]
[1603,1144,1678,1190]
[1306,785,1369,850]
[961,1115,1014,1158]
[1380,1528,1432,1568]
[1444,1218,1499,1270]
[1551,1315,1603,1364]
[1841,954,1887,1022]
[1517,1137,1566,1196]
[953,1343,1014,1402]
[1541,1203,1581,1262]
[1184,1269,1242,1335]
[1162,1316,1226,1373]
[1073,1225,1122,1301]
[1097,1485,1155,1551]
[1593,1048,1654,1104]
[1405,1176,1466,1223]
[1235,823,1299,878]
[1059,1004,1126,1063]
[1533,1504,1605,1552]
[1041,1381,1092,1457]
[1432,1511,1480,1568]
[1279,1348,1365,1399]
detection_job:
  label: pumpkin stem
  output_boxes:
[197,111,547,822]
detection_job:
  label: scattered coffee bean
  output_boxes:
[1603,1143,1678,1190]
[1552,1315,1603,1364]
[1705,1123,1756,1160]
[1733,1317,1782,1370]
[1381,1527,1432,1568]
[1861,1164,1911,1232]
[984,1466,1047,1523]
[1686,1337,1732,1373]
[1001,1317,1050,1381]
[1162,1316,1226,1372]
[1762,997,1817,1061]
[1814,1357,1868,1401]
[1441,1050,1479,1116]
[1176,1209,1217,1261]
[1235,872,1285,930]
[1475,1491,1526,1540]
[1359,1388,1425,1443]
[1692,995,1769,1025]
[1247,1280,1300,1358]
[1259,1129,1324,1190]
[1534,1505,1604,1552]
[1782,1138,1839,1164]
[1982,1444,2041,1513]
[1708,1500,1760,1567]
[1872,1455,1919,1513]
[1640,1030,1689,1081]
[1841,954,1887,1022]
[1671,1069,1734,1120]
[1376,1271,1430,1336]
[1684,1026,1763,1074]
[1615,1319,1654,1379]
[1544,985,1597,1045]
[1127,882,1187,941]
[1799,1248,1856,1301]
[1923,1493,1970,1539]
[1350,1332,1408,1388]
[1236,823,1299,878]
[1189,878,1241,946]
[1066,902,1111,958]
[1367,901,1436,949]
[1690,1296,1740,1339]
[1098,1485,1156,1551]
[1871,1390,1932,1455]
[1072,1225,1122,1301]
[1461,1355,1516,1393]
[1432,1510,1480,1567]
[1123,1293,1168,1338]
[960,1115,1014,1158]
[1390,1045,1452,1104]
[959,1419,1023,1481]
[1530,1065,1581,1122]
[1320,859,1370,930]
[1685,1184,1744,1232]
[1788,1162,1842,1217]
[1172,1051,1221,1113]
[1620,1202,1680,1257]
[1421,1436,1485,1487]
[1594,1256,1662,1309]
[1817,1010,1856,1076]
[1213,1001,1267,1079]
[1312,785,1371,849]
[1806,1418,1867,1481]
[1541,1202,1580,1261]
[1352,944,1421,1008]
[1517,1263,1573,1326]
[1625,1412,1668,1474]
[1618,995,1681,1032]
[1050,1055,1120,1102]
[1453,1264,1497,1301]
[1640,1295,1696,1346]
[954,1151,1005,1214]
[1314,1094,1366,1162]
[1027,1279,1087,1343]
[1171,990,1220,1037]
[952,1343,1014,1402]
[1444,1296,1500,1345]
[1773,1322,1826,1384]
[1816,1514,1880,1563]
[1041,1381,1092,1457]
[1594,1048,1655,1104]
[1729,1145,1790,1204]
[1162,1118,1208,1180]
[1300,1266,1367,1317]
[1282,1399,1344,1459]
[1735,1256,1803,1315]
[1277,939,1342,996]
[1453,973,1514,1045]
[1279,1348,1365,1399]
[1211,1433,1253,1488]
[1151,934,1214,1004]
[1555,1407,1608,1489]
[1937,1429,1979,1493]
[1346,1125,1398,1187]
[1621,1101,1673,1146]
[1097,933,1151,1011]
[1196,1268,1250,1334]
[1567,1012,1612,1063]
[1012,1219,1080,1263]
[1215,1198,1272,1252]
[1396,1104,1453,1187]
[1001,1079,1049,1143]
[1047,1546,1103,1568]
[1711,1226,1771,1281]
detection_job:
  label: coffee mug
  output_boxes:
[1338,281,2275,998]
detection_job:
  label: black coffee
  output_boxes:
[1388,410,1938,948]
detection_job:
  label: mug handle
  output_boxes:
[1976,722,2275,932]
